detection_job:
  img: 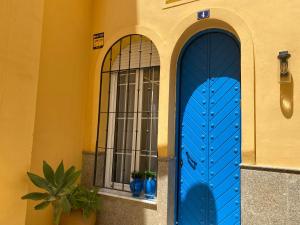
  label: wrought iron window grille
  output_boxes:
[94,34,160,193]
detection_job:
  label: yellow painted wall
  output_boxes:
[25,0,93,224]
[88,0,300,169]
[86,0,138,152]
[0,1,44,225]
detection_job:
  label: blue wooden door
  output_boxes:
[177,30,241,225]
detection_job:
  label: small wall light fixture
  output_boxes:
[278,51,291,83]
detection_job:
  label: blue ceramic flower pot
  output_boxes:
[130,178,143,197]
[144,178,157,199]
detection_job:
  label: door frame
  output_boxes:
[174,28,241,224]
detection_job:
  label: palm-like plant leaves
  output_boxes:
[27,172,52,193]
[43,161,55,186]
[55,161,65,186]
[63,170,81,188]
[22,161,81,225]
[34,201,50,210]
[22,192,49,200]
[64,166,75,179]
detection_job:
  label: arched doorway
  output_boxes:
[176,29,241,225]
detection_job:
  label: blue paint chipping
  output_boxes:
[176,29,241,225]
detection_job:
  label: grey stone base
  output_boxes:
[82,152,175,225]
[96,195,158,225]
[81,151,105,188]
[83,152,300,225]
[241,165,300,225]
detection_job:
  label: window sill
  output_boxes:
[98,188,157,207]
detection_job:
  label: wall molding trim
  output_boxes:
[241,163,300,174]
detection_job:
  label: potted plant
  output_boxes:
[21,161,100,225]
[129,171,144,197]
[61,186,100,225]
[144,171,157,199]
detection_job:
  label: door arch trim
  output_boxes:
[167,8,255,165]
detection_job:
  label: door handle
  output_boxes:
[186,151,197,170]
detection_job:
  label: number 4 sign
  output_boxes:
[197,9,210,20]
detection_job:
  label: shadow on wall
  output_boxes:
[180,183,217,225]
[280,76,294,119]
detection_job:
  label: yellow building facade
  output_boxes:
[1,0,300,225]
[89,1,300,224]
[90,0,300,168]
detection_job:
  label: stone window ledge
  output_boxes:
[98,188,157,207]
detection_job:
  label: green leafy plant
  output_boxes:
[144,170,156,179]
[22,161,81,225]
[131,171,144,179]
[68,186,100,218]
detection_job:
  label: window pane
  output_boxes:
[116,119,124,150]
[117,73,136,117]
[126,119,134,151]
[119,36,131,69]
[142,68,159,113]
[123,155,132,184]
[112,154,131,184]
[151,118,158,155]
[97,113,108,149]
[129,71,136,83]
[139,155,157,173]
[119,74,126,84]
[102,50,111,72]
[139,155,148,173]
[140,118,150,151]
[110,41,121,71]
[153,67,160,81]
[150,157,158,172]
[99,72,110,113]
[152,83,159,113]
[119,71,136,84]
[127,84,136,114]
[117,85,126,114]
[143,68,151,82]
[140,38,151,67]
[112,154,122,183]
[130,35,143,68]
[139,116,158,173]
[115,118,134,151]
[142,82,152,112]
[142,112,158,118]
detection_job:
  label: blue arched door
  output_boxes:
[176,29,241,225]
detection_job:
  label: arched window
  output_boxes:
[94,35,160,192]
